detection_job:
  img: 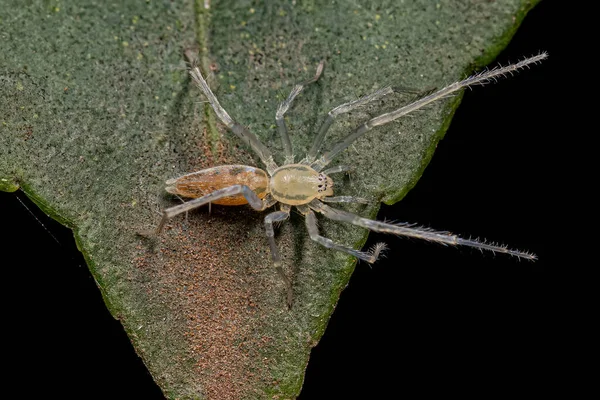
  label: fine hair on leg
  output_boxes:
[309,199,537,260]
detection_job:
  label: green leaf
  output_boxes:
[0,0,540,398]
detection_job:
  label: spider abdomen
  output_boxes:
[270,164,333,206]
[165,165,269,205]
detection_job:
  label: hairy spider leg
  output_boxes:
[296,204,387,263]
[264,205,293,307]
[310,52,548,171]
[321,165,354,175]
[304,86,434,164]
[308,199,537,260]
[155,185,274,234]
[276,61,324,165]
[187,59,278,175]
[305,86,394,163]
[321,196,369,204]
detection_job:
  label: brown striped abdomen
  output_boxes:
[165,165,269,205]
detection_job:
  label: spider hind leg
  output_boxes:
[309,199,536,260]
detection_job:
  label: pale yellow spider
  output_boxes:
[155,52,546,307]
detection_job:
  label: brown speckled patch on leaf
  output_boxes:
[134,206,285,399]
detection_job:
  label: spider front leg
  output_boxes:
[321,165,354,175]
[304,86,434,164]
[276,61,324,165]
[311,53,548,171]
[309,199,537,260]
[155,185,269,234]
[321,196,370,204]
[264,206,293,308]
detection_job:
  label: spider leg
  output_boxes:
[309,199,537,260]
[155,185,269,234]
[305,86,395,163]
[276,61,324,165]
[261,193,279,209]
[264,209,293,307]
[321,165,354,175]
[321,196,370,204]
[304,86,434,164]
[310,53,548,171]
[187,55,278,174]
[298,205,387,264]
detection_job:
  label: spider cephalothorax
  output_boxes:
[154,52,545,307]
[270,165,334,205]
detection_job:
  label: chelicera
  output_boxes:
[155,52,545,307]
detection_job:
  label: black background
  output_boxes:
[1,1,564,398]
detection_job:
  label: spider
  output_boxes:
[155,52,546,307]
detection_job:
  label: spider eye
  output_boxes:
[316,173,333,194]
